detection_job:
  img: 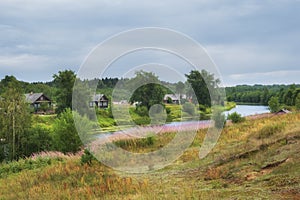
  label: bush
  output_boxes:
[135,106,149,116]
[268,96,280,113]
[199,104,207,112]
[182,102,195,116]
[227,112,245,123]
[81,149,95,166]
[97,109,111,118]
[22,126,53,157]
[133,116,151,125]
[52,108,83,153]
[145,135,155,146]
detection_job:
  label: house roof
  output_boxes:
[163,94,180,101]
[25,93,51,104]
[91,94,108,101]
[277,109,291,114]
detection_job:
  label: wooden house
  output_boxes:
[163,94,186,104]
[276,109,291,115]
[25,93,52,113]
[90,94,109,108]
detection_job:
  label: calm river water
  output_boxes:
[224,105,270,117]
[96,105,270,138]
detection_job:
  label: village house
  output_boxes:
[90,94,109,108]
[25,93,53,113]
[276,109,291,115]
[163,94,187,104]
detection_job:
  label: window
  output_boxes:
[89,101,94,107]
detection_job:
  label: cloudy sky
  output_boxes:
[0,0,299,86]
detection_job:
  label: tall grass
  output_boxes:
[1,113,300,199]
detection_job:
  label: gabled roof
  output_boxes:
[25,93,51,104]
[91,94,108,101]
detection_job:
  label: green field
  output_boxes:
[0,112,299,199]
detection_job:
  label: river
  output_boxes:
[223,104,270,117]
[95,105,270,139]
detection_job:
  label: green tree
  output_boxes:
[21,126,52,156]
[176,81,185,101]
[268,96,280,113]
[72,79,93,118]
[129,71,165,110]
[0,81,31,161]
[295,93,300,110]
[0,75,18,95]
[52,108,82,153]
[260,87,269,105]
[53,70,76,114]
[283,85,296,106]
[185,70,221,107]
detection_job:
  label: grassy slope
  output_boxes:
[1,113,299,199]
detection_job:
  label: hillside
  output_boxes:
[0,113,300,199]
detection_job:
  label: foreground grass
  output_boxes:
[1,113,299,199]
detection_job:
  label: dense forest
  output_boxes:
[226,84,300,108]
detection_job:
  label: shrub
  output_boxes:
[81,149,95,166]
[97,109,111,118]
[198,104,206,112]
[145,135,155,146]
[165,107,171,114]
[227,112,245,123]
[135,106,149,116]
[182,102,195,116]
[22,126,53,157]
[133,116,151,125]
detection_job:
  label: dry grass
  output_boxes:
[1,113,300,199]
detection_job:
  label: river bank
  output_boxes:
[94,105,274,143]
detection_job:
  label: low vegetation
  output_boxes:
[227,112,245,123]
[1,70,300,199]
[1,112,299,199]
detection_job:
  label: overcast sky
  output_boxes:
[0,0,299,86]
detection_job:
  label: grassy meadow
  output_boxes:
[0,112,299,199]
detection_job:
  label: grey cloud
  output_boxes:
[0,0,299,84]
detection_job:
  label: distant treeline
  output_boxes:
[226,84,300,106]
[0,76,124,100]
[1,75,300,107]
